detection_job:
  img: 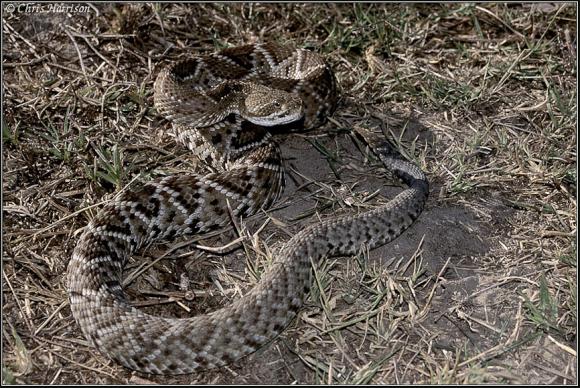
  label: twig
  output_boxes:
[62,26,89,84]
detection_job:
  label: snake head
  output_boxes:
[240,84,304,126]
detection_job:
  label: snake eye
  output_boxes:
[273,101,281,108]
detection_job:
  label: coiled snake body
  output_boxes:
[67,43,428,374]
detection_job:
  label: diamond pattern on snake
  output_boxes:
[67,42,429,374]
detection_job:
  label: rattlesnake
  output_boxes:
[67,43,429,374]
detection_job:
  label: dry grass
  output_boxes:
[2,3,576,385]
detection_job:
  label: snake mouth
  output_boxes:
[246,109,305,126]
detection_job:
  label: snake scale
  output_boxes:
[67,43,429,374]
